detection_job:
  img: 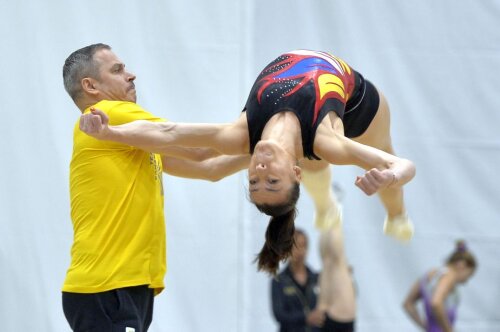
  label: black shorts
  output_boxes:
[343,73,380,138]
[322,315,355,332]
[62,285,154,332]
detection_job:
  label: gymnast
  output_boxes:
[80,50,416,274]
[403,240,477,332]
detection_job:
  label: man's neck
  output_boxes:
[78,98,102,113]
[290,261,306,274]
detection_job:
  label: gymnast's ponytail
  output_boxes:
[253,182,300,275]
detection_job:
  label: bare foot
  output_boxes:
[383,214,414,242]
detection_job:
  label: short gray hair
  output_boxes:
[62,43,111,102]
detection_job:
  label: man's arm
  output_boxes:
[79,108,248,155]
[162,154,250,182]
[402,279,426,330]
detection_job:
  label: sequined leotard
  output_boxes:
[243,50,376,160]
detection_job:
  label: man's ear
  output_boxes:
[81,77,99,96]
[293,165,302,181]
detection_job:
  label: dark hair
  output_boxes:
[447,240,477,269]
[62,43,111,103]
[253,182,300,275]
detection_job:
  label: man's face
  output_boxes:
[290,233,307,265]
[92,49,137,102]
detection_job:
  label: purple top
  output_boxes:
[420,267,460,332]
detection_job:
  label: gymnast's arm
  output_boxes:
[79,108,248,155]
[403,279,427,330]
[314,131,416,196]
[430,273,455,332]
[161,153,250,182]
[160,146,223,162]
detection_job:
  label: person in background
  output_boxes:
[300,169,357,332]
[403,240,477,332]
[271,229,324,332]
[271,212,357,332]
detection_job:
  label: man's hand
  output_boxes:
[355,168,396,195]
[306,309,325,327]
[79,108,111,139]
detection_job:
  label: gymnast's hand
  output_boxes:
[355,168,397,195]
[79,108,111,139]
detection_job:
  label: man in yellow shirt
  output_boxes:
[62,43,248,332]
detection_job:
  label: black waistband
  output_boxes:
[345,71,365,115]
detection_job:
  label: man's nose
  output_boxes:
[127,72,136,81]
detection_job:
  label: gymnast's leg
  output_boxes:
[300,160,341,230]
[353,88,413,241]
[301,161,356,330]
[317,222,356,329]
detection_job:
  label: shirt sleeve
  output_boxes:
[107,101,167,125]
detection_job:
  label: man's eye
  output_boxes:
[249,179,257,185]
[269,179,279,184]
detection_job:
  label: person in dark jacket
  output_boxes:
[271,229,324,332]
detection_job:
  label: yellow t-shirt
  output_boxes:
[63,100,166,295]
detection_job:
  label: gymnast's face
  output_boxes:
[92,49,137,103]
[456,263,475,284]
[248,140,301,205]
